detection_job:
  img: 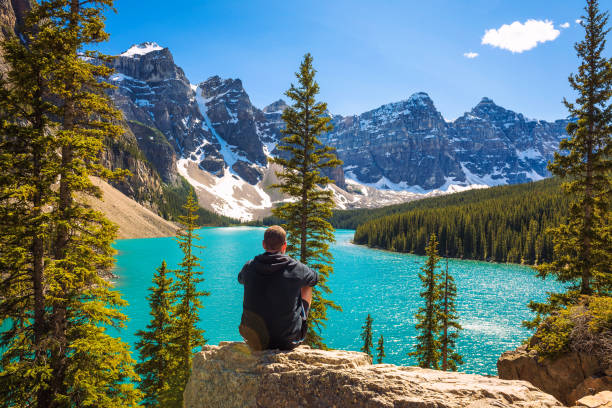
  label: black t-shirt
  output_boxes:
[238,252,318,350]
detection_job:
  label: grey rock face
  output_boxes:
[109,43,218,183]
[323,94,569,191]
[323,93,461,190]
[450,97,569,186]
[198,76,270,167]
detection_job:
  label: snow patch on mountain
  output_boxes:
[460,163,508,186]
[192,84,251,170]
[177,159,272,221]
[121,42,163,57]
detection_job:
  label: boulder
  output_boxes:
[498,345,611,406]
[184,341,563,408]
[575,391,612,408]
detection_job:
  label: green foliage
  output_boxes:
[135,261,181,408]
[530,297,612,360]
[136,195,212,407]
[588,296,612,332]
[410,234,443,369]
[170,191,209,400]
[376,334,385,364]
[0,1,142,406]
[360,314,374,357]
[530,308,574,358]
[440,258,463,371]
[0,5,59,405]
[351,178,567,264]
[530,0,612,322]
[270,53,343,349]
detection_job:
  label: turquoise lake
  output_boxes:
[112,227,562,375]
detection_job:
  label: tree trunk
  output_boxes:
[442,259,449,371]
[32,110,50,408]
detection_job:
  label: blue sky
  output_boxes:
[97,0,604,121]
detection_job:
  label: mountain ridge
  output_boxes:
[102,41,570,219]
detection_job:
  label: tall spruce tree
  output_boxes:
[44,0,141,404]
[0,5,60,405]
[1,1,141,406]
[410,233,442,369]
[135,261,180,408]
[171,191,208,398]
[440,258,463,371]
[360,314,374,357]
[376,334,385,364]
[271,53,343,349]
[528,0,612,325]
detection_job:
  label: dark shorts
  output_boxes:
[240,299,310,351]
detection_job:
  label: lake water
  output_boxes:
[112,227,562,375]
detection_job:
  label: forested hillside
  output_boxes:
[349,178,568,264]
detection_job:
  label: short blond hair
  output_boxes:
[264,225,286,251]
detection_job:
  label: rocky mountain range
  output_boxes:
[323,94,569,192]
[103,42,569,219]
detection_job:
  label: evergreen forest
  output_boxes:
[351,178,568,264]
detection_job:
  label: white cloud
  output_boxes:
[575,19,582,24]
[463,52,479,59]
[560,22,570,29]
[481,19,561,53]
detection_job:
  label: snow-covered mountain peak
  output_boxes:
[408,91,433,103]
[469,96,524,123]
[263,99,288,114]
[120,42,164,57]
[199,76,248,101]
[478,96,495,105]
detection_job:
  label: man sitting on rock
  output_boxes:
[238,225,318,351]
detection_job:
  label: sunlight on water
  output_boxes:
[112,227,562,375]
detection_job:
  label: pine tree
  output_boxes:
[440,257,463,371]
[171,191,209,399]
[360,314,374,357]
[528,0,612,326]
[376,334,385,364]
[271,53,343,349]
[0,6,60,405]
[1,1,142,406]
[135,261,180,408]
[410,233,442,369]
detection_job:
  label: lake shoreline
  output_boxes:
[351,241,538,268]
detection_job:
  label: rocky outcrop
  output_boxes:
[184,341,563,408]
[575,391,612,407]
[100,128,165,211]
[498,345,612,406]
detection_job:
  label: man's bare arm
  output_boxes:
[301,286,312,307]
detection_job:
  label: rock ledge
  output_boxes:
[184,341,563,408]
